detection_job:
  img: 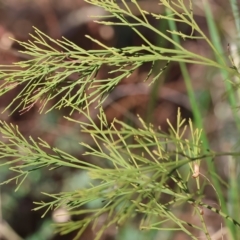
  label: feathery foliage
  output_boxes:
[0,0,240,239]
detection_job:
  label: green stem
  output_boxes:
[166,5,233,238]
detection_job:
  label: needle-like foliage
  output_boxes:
[0,1,240,239]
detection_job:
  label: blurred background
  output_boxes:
[0,0,239,239]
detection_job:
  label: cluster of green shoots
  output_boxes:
[0,0,240,239]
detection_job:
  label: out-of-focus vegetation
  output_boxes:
[0,1,240,240]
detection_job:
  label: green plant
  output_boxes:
[1,1,240,239]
